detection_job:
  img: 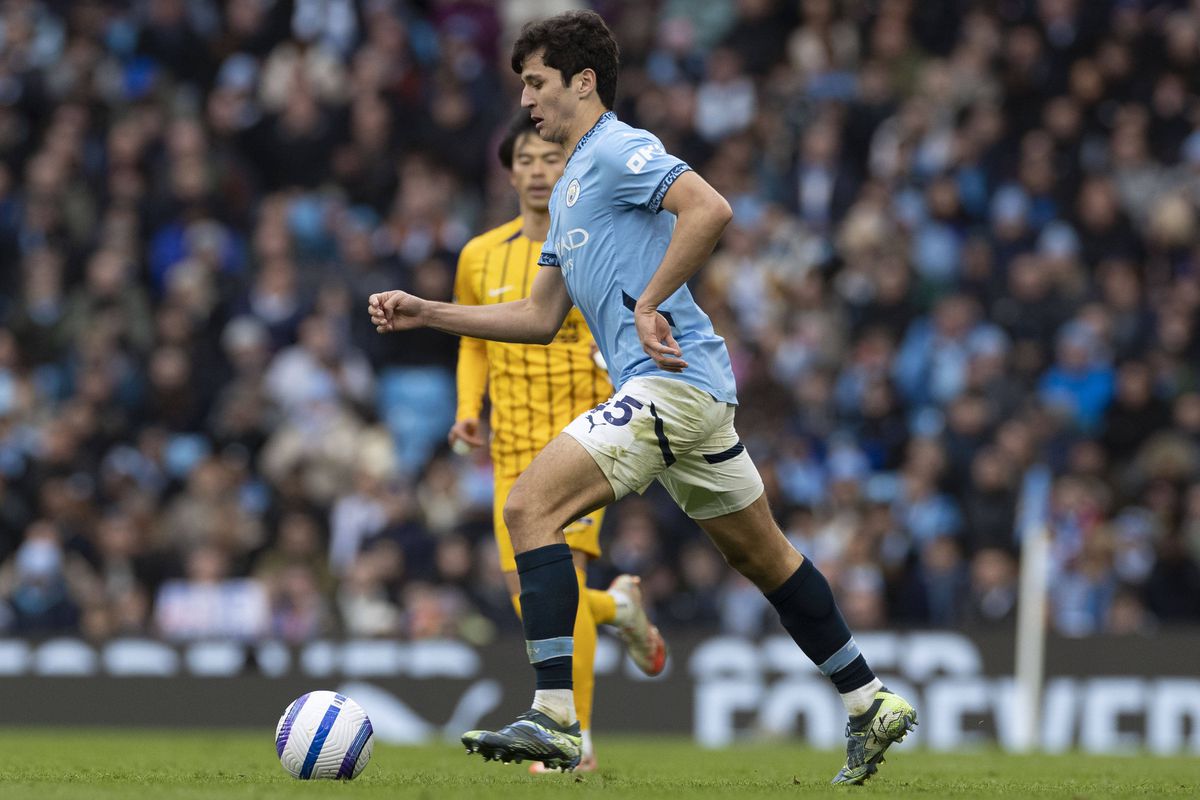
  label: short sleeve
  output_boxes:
[597,131,691,213]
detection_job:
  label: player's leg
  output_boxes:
[586,583,617,624]
[605,573,667,676]
[694,494,916,784]
[689,491,878,701]
[464,381,689,768]
[463,434,614,769]
[527,548,598,773]
[502,549,600,774]
[491,466,605,770]
[549,390,671,675]
[499,495,640,773]
[491,473,523,616]
[505,434,612,725]
[655,397,915,786]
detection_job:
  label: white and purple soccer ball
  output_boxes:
[275,690,374,780]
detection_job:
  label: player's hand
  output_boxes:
[448,418,484,451]
[368,290,426,333]
[634,303,687,372]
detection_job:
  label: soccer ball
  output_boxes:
[275,690,374,780]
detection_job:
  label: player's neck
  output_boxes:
[564,106,608,158]
[521,207,551,242]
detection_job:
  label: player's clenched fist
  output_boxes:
[368,290,425,333]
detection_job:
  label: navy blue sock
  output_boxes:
[765,558,876,694]
[514,543,578,690]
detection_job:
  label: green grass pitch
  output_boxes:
[0,730,1195,799]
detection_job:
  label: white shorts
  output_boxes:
[562,376,764,520]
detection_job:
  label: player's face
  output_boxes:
[509,132,565,213]
[519,51,577,145]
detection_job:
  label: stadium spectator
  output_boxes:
[154,545,269,641]
[0,0,1199,644]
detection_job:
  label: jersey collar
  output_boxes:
[570,111,616,161]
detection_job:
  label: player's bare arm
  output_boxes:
[368,266,574,345]
[634,170,733,373]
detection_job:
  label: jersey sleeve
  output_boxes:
[537,202,561,268]
[597,130,691,213]
[452,241,489,421]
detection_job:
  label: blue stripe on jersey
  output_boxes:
[299,701,342,779]
[538,251,560,267]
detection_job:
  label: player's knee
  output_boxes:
[502,488,538,536]
[501,495,524,532]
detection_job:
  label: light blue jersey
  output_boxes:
[538,112,738,405]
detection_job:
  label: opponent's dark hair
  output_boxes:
[511,11,619,110]
[497,110,538,170]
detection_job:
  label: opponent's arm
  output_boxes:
[369,266,573,346]
[450,247,488,449]
[634,170,732,371]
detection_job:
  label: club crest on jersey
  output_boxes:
[565,179,581,207]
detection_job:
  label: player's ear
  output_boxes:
[575,68,596,98]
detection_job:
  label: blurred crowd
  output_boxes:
[2,0,1200,646]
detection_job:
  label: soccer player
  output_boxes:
[448,111,667,772]
[369,10,916,785]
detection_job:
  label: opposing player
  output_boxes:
[449,111,666,772]
[370,10,916,784]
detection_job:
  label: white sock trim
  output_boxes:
[532,689,577,727]
[840,677,884,717]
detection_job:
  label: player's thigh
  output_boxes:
[504,433,615,547]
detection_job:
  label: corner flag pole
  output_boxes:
[1013,464,1052,753]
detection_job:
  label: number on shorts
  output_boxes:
[601,394,644,426]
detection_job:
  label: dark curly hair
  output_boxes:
[510,11,620,110]
[497,109,538,170]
